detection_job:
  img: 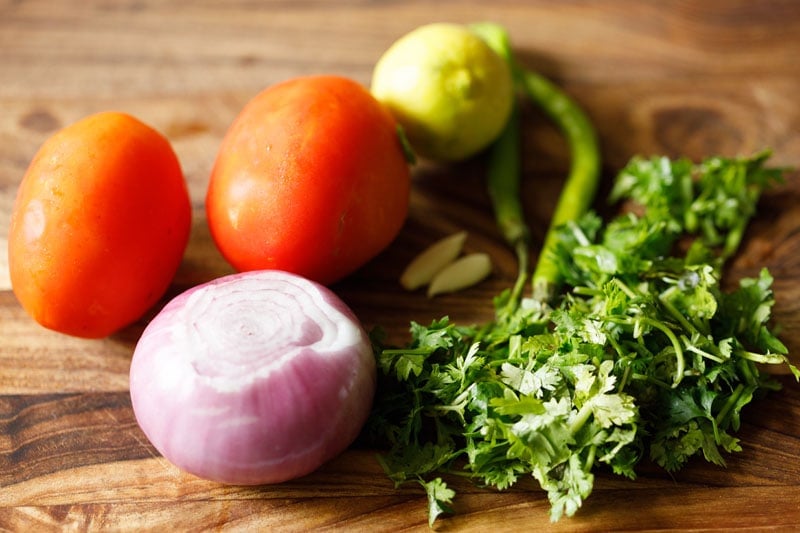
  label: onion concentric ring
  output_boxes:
[129,270,375,485]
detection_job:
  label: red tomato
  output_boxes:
[8,111,192,338]
[205,75,411,285]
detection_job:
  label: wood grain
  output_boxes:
[2,0,800,530]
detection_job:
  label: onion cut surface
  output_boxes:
[129,270,376,485]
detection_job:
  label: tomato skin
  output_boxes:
[8,111,192,338]
[206,75,411,285]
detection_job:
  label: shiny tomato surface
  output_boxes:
[8,111,192,338]
[206,75,411,285]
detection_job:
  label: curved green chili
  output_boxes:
[472,22,601,304]
[520,69,601,302]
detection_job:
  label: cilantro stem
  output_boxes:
[658,287,709,336]
[714,383,745,429]
[569,402,594,436]
[606,335,633,390]
[637,317,686,388]
[609,316,685,387]
[611,278,638,300]
[724,222,747,260]
[738,350,788,365]
[566,220,592,247]
[585,444,597,472]
[683,339,726,364]
[617,360,632,391]
[630,372,672,389]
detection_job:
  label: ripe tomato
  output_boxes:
[8,111,192,338]
[206,75,411,285]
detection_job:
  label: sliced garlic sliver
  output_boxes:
[427,253,492,297]
[400,231,468,290]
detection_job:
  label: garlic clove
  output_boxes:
[400,231,468,290]
[427,253,492,297]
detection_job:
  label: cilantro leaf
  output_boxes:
[420,478,455,527]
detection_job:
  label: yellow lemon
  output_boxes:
[371,23,514,162]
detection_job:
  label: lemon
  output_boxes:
[371,23,514,162]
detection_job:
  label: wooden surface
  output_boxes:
[2,0,800,530]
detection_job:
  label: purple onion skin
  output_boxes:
[129,270,376,485]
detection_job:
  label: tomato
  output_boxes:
[8,111,192,338]
[205,75,411,285]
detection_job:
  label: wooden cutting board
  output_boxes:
[2,1,800,530]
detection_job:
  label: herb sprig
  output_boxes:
[368,151,797,524]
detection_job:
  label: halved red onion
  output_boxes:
[129,270,376,485]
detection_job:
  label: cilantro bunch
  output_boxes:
[369,151,797,525]
[366,23,798,526]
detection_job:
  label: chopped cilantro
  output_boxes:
[366,151,798,525]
